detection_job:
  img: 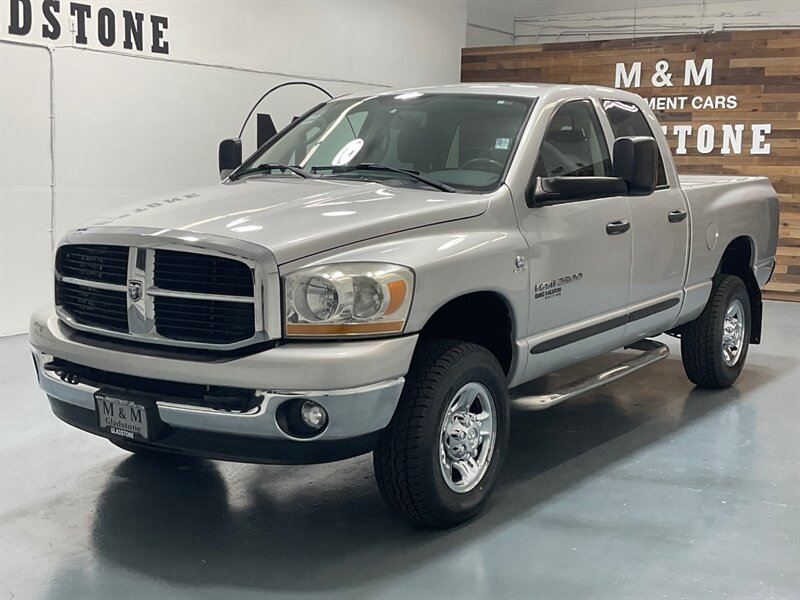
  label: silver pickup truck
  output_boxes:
[30,83,779,527]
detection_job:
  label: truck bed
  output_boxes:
[678,174,764,190]
[678,173,779,297]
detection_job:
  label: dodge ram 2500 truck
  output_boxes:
[30,83,779,528]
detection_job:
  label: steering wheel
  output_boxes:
[459,157,504,173]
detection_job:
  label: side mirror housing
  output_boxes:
[218,138,243,180]
[613,136,658,196]
[528,176,628,207]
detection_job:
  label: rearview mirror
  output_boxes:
[612,136,658,196]
[528,176,628,206]
[218,138,242,180]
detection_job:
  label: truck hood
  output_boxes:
[89,178,490,264]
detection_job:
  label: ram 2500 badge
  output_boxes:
[30,84,779,527]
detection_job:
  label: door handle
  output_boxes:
[668,209,687,223]
[606,220,631,235]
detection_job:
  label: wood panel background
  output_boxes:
[462,29,800,302]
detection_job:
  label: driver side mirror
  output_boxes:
[528,176,628,206]
[218,138,242,180]
[612,136,658,196]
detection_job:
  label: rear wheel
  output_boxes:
[681,274,751,389]
[373,339,510,528]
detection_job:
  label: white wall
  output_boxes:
[466,0,524,47]
[467,0,799,46]
[0,43,53,337]
[0,0,467,335]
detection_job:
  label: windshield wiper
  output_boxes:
[313,163,455,193]
[230,163,309,180]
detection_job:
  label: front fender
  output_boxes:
[278,193,531,363]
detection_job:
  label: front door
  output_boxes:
[517,99,633,381]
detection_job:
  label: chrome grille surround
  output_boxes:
[54,227,281,350]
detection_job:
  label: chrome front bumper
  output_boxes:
[30,306,417,462]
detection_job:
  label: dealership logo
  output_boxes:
[4,0,170,55]
[614,58,772,156]
[615,59,714,89]
[128,280,143,302]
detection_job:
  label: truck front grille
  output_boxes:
[55,243,262,348]
[55,280,128,332]
[153,249,254,296]
[154,296,255,343]
[55,244,129,285]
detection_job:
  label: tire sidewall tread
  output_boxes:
[681,274,751,389]
[374,339,510,528]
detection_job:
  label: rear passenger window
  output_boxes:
[602,100,668,187]
[534,100,612,178]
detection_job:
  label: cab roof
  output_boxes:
[335,82,644,105]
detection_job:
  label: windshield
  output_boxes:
[239,92,535,192]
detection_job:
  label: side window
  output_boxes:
[534,100,612,178]
[602,99,668,187]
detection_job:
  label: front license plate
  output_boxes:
[96,393,150,441]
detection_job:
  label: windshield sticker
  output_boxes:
[495,138,511,150]
[332,138,364,166]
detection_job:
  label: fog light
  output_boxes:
[275,398,329,438]
[300,400,328,429]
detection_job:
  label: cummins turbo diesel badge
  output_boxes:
[534,273,583,300]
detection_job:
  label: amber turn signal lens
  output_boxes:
[285,321,405,336]
[384,280,407,315]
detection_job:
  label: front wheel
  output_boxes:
[680,274,751,389]
[373,339,510,528]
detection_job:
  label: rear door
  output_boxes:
[516,98,632,380]
[601,99,689,340]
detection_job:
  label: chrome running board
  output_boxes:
[509,339,670,411]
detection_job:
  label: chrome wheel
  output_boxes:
[439,382,496,493]
[722,298,746,367]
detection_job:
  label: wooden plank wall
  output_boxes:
[462,29,800,302]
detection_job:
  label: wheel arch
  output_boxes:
[417,291,515,375]
[717,235,762,344]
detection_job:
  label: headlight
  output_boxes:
[283,262,414,337]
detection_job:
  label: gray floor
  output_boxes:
[1,302,799,600]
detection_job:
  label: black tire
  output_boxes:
[681,274,751,389]
[373,339,510,528]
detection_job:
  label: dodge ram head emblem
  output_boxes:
[128,280,143,302]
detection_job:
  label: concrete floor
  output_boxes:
[1,301,798,600]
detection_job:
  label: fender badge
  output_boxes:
[514,256,528,273]
[534,272,583,300]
